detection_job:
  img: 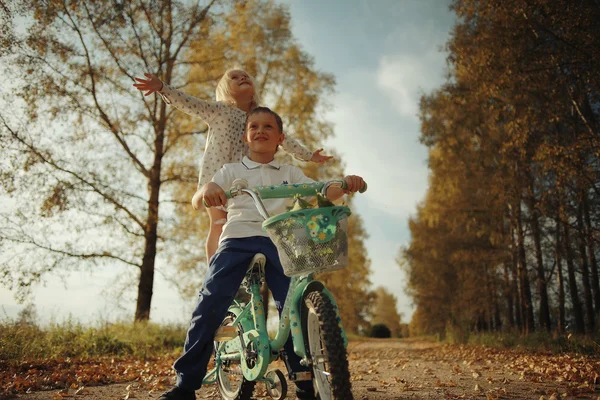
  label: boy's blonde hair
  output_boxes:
[215,68,261,109]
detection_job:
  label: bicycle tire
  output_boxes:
[303,291,353,400]
[215,313,256,400]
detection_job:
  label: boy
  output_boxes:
[160,107,365,400]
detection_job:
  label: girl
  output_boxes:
[133,69,331,262]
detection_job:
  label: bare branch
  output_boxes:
[164,128,207,155]
[170,0,217,62]
[125,3,152,72]
[4,235,140,268]
[61,0,150,177]
[2,116,146,230]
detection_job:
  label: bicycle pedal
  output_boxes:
[291,371,313,381]
[214,326,238,341]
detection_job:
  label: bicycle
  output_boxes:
[201,179,366,400]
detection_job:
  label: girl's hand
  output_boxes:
[191,190,204,210]
[343,175,365,194]
[310,149,333,164]
[199,182,228,208]
[133,73,163,96]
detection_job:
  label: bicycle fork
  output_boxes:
[272,277,349,369]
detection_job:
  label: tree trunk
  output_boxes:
[510,221,523,331]
[583,191,600,313]
[134,51,172,320]
[503,262,515,329]
[562,208,585,334]
[484,264,494,331]
[501,216,514,330]
[491,267,502,331]
[516,199,535,333]
[577,202,595,332]
[528,193,551,331]
[556,218,566,333]
[494,297,502,332]
[135,137,165,321]
[136,171,161,321]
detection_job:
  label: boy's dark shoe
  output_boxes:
[296,393,318,400]
[158,386,196,400]
[295,386,317,399]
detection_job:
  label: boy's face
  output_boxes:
[244,112,285,154]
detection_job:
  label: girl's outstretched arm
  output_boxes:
[133,73,226,124]
[280,136,332,163]
[310,148,333,164]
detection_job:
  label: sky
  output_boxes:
[285,0,456,319]
[0,0,456,324]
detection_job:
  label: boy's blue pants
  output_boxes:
[174,236,312,392]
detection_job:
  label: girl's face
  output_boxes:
[228,70,254,98]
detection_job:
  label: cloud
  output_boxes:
[325,85,429,219]
[376,52,447,119]
[375,14,451,119]
[323,77,426,322]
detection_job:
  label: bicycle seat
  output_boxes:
[248,253,266,275]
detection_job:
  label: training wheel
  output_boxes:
[265,369,287,400]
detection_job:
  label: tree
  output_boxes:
[402,0,600,337]
[0,0,25,56]
[164,0,373,332]
[371,287,403,338]
[164,0,342,296]
[0,0,372,322]
[314,202,373,334]
[2,0,221,321]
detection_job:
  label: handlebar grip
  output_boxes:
[202,189,234,208]
[340,180,368,193]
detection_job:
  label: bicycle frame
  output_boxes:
[203,269,348,385]
[203,180,352,385]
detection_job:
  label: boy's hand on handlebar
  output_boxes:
[199,182,228,208]
[343,175,365,193]
[133,73,163,96]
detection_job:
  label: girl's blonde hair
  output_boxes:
[215,68,261,109]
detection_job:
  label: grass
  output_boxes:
[454,331,600,356]
[7,315,597,364]
[0,318,188,362]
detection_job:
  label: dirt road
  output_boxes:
[12,338,600,399]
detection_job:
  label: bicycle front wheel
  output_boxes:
[215,313,255,400]
[303,291,353,400]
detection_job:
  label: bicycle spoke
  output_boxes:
[215,313,256,399]
[313,354,328,363]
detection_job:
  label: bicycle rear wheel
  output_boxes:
[215,313,255,400]
[303,291,353,400]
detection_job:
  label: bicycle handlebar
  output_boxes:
[227,180,366,200]
[203,179,367,210]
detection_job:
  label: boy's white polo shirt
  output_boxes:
[211,156,315,243]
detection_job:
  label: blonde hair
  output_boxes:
[215,68,261,109]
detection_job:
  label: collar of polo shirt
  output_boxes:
[241,156,281,170]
